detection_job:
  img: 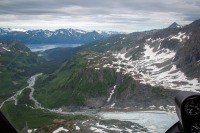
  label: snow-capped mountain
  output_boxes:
[88,19,200,92]
[0,28,122,44]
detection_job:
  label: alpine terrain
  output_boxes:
[0,19,200,133]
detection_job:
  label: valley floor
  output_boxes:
[0,74,177,133]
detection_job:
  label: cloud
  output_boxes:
[0,0,199,32]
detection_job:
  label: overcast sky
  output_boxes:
[0,0,200,32]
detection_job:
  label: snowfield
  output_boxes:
[99,34,200,91]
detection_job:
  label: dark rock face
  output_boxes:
[168,22,182,29]
[160,38,181,50]
[174,29,200,78]
[112,84,180,109]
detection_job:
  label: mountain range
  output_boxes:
[1,20,200,132]
[0,28,123,44]
[33,20,200,110]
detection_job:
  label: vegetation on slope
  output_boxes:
[34,51,179,110]
[34,54,118,108]
[1,102,88,130]
[0,40,44,102]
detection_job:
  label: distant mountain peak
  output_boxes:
[0,28,123,44]
[168,22,182,29]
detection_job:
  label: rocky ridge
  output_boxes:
[89,19,200,92]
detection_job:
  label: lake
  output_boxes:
[26,44,83,52]
[98,111,178,133]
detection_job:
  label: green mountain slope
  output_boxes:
[0,40,44,102]
[35,54,117,108]
[34,51,179,110]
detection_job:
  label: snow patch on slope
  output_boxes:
[107,85,116,103]
[2,47,11,52]
[114,48,199,91]
[169,32,189,42]
[53,127,69,133]
[101,36,200,91]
